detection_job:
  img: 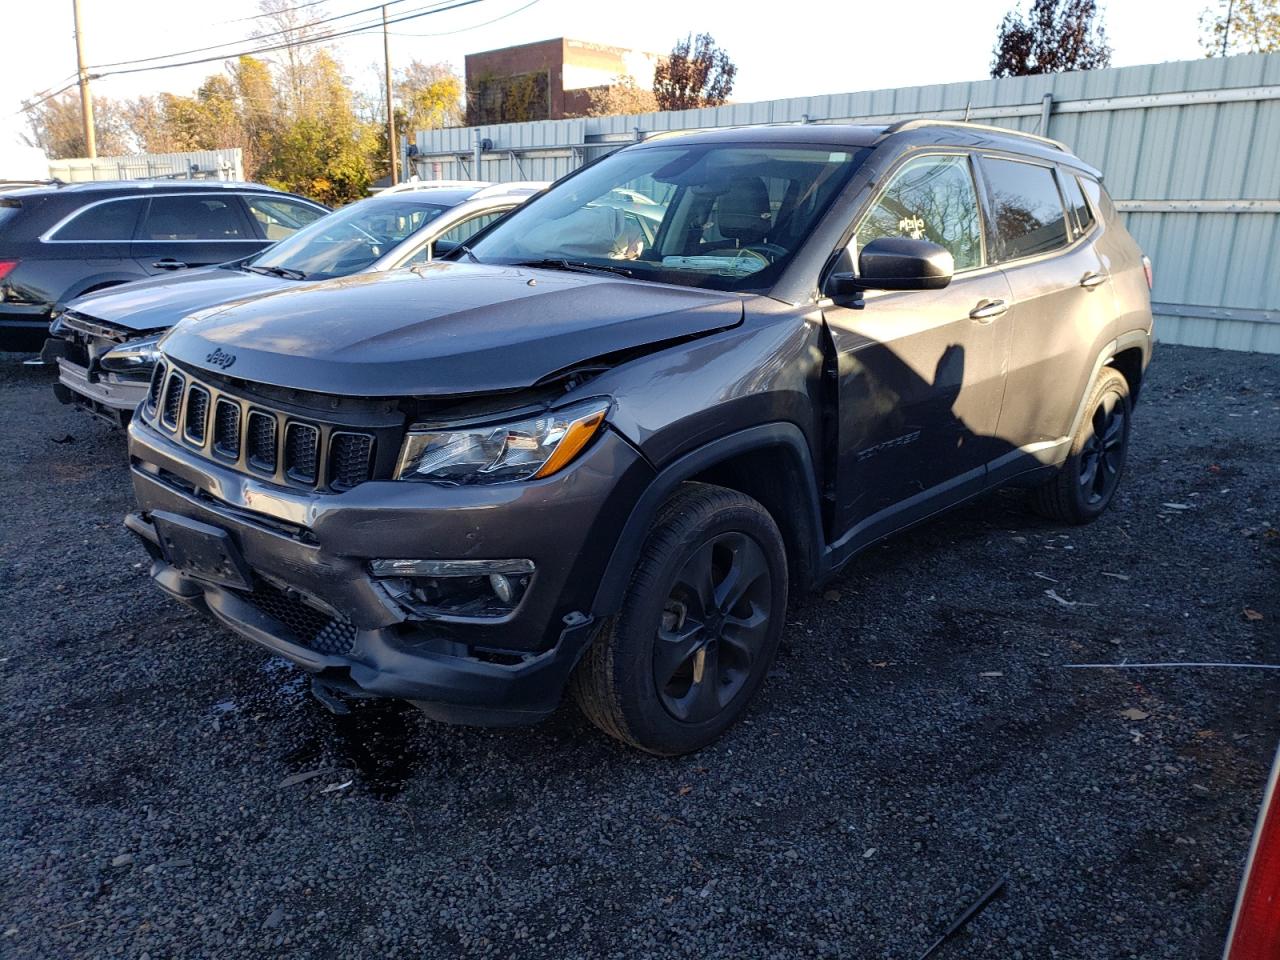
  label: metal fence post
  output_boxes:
[1040,93,1054,136]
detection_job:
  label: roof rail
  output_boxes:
[878,118,1070,153]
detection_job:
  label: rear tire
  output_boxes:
[1030,366,1131,524]
[571,483,788,756]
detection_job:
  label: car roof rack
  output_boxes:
[878,118,1071,153]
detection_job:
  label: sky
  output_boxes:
[3,0,1211,152]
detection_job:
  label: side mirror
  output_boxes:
[828,237,955,297]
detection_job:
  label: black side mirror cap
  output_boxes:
[828,237,956,297]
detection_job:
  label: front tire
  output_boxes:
[1030,366,1132,524]
[571,483,788,756]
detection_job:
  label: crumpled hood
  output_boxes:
[160,262,745,396]
[67,267,291,333]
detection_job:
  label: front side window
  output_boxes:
[245,196,326,241]
[139,196,247,241]
[250,198,450,279]
[983,157,1070,261]
[53,198,145,241]
[469,143,870,293]
[855,154,984,271]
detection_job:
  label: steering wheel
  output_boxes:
[742,242,788,261]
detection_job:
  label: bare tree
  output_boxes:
[991,0,1112,77]
[653,33,736,111]
[1200,0,1280,55]
[253,0,328,119]
[583,76,659,117]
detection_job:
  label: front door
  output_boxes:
[131,194,262,275]
[824,152,1012,545]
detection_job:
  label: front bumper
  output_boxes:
[126,414,654,724]
[50,347,148,424]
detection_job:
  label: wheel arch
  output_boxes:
[590,423,825,618]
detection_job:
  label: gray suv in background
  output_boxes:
[124,121,1153,755]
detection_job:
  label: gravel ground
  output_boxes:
[1,343,1277,960]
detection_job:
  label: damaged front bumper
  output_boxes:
[125,414,653,724]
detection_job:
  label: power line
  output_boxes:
[389,0,541,37]
[222,0,333,24]
[88,0,421,71]
[92,0,488,78]
[16,79,83,114]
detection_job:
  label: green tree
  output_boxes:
[1201,0,1280,54]
[991,0,1112,77]
[653,33,736,111]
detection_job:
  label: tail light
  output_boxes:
[1225,749,1280,959]
[0,259,19,281]
[1141,255,1153,291]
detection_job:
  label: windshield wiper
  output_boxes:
[243,264,308,281]
[513,258,634,279]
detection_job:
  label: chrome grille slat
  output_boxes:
[246,410,277,473]
[284,422,320,484]
[184,385,210,443]
[160,372,185,430]
[213,398,241,460]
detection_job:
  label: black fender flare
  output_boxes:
[1066,328,1152,442]
[589,422,826,617]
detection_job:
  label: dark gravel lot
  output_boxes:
[1,343,1277,959]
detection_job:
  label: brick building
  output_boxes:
[465,38,659,123]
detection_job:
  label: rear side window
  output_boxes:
[1059,173,1096,237]
[983,157,1070,261]
[139,195,247,241]
[856,154,984,271]
[0,200,22,232]
[53,198,145,241]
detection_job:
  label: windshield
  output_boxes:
[468,142,870,292]
[248,199,452,279]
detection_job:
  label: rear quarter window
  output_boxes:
[1059,172,1096,237]
[1079,177,1118,224]
[0,201,23,232]
[982,157,1071,261]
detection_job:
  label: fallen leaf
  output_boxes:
[863,848,877,858]
[1243,608,1264,622]
[979,671,1004,678]
[677,784,692,797]
[1120,707,1150,722]
[320,779,353,794]
[869,660,890,669]
[277,769,332,789]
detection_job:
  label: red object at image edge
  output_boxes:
[1226,749,1280,960]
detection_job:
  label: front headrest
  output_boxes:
[715,177,772,244]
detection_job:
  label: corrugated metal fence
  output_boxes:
[49,148,244,184]
[413,52,1280,353]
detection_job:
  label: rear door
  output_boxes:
[823,152,1013,541]
[131,193,262,275]
[980,156,1113,472]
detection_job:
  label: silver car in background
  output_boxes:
[46,181,546,424]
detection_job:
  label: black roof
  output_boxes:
[0,179,289,201]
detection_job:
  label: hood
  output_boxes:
[160,262,746,397]
[67,267,291,333]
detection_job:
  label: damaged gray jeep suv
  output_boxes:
[126,121,1153,754]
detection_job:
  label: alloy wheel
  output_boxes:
[1078,391,1127,505]
[652,532,773,724]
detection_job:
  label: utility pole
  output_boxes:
[382,5,397,184]
[72,0,96,158]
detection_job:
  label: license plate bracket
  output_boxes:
[151,511,253,591]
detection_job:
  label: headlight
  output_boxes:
[395,399,610,484]
[100,334,164,375]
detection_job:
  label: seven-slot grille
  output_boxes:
[148,363,379,492]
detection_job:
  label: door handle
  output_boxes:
[1080,271,1108,289]
[152,259,188,270]
[969,298,1009,322]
